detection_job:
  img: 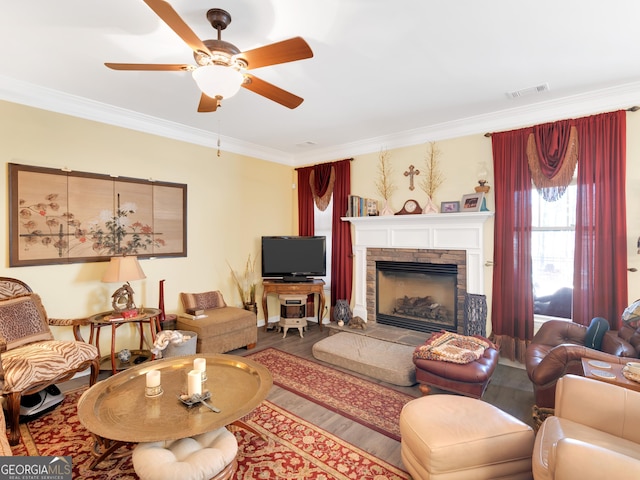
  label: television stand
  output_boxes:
[262,279,325,332]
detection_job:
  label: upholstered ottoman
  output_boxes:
[132,428,238,480]
[176,307,257,354]
[312,332,416,386]
[178,290,257,354]
[400,395,534,480]
[413,332,499,398]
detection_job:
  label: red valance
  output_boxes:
[309,165,335,211]
[526,122,578,201]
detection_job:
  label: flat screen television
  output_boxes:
[261,236,326,282]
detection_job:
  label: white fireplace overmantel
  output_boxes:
[342,212,493,320]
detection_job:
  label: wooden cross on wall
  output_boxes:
[404,165,420,190]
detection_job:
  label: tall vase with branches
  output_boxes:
[375,148,397,216]
[420,141,445,214]
[228,254,259,311]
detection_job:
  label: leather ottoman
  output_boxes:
[413,334,499,398]
[400,395,534,480]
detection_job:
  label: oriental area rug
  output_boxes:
[246,348,417,441]
[11,389,409,480]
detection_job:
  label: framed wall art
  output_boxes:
[9,163,187,267]
[461,192,484,212]
[440,201,460,213]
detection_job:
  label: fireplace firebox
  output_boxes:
[366,248,467,335]
[376,261,458,334]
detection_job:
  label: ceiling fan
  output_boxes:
[105,0,313,112]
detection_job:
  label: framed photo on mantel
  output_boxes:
[440,201,460,213]
[461,192,484,212]
[9,163,187,266]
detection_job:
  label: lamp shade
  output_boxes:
[622,300,640,325]
[102,256,146,283]
[192,65,243,100]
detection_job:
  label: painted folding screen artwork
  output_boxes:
[9,163,186,266]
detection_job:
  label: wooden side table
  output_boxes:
[88,308,162,375]
[581,358,640,393]
[262,279,325,331]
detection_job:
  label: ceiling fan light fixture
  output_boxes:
[192,65,243,99]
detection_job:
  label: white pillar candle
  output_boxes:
[146,370,161,388]
[187,369,202,396]
[194,358,207,375]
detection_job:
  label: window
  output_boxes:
[531,183,576,318]
[313,197,332,287]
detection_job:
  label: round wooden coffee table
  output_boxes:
[77,353,272,468]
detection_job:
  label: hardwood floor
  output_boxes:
[230,324,535,469]
[63,322,535,471]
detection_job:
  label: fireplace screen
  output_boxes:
[376,261,458,333]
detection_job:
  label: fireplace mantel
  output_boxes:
[343,212,493,321]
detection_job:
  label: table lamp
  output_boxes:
[102,255,146,313]
[622,299,640,327]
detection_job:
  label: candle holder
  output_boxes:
[145,370,163,397]
[194,358,208,383]
[145,384,163,398]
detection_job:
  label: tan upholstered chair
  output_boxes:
[533,374,640,479]
[0,277,100,445]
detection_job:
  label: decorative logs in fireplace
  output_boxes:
[393,296,449,323]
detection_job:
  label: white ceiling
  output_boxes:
[2,0,640,165]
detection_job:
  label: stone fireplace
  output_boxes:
[371,249,466,334]
[343,212,492,333]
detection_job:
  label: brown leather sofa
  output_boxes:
[525,319,640,417]
[533,374,640,480]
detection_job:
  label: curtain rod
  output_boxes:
[483,106,639,137]
[294,158,354,170]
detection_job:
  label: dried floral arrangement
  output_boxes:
[228,254,259,305]
[420,141,445,200]
[375,148,397,202]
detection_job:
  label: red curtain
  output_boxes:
[330,160,353,306]
[573,111,628,328]
[491,127,535,362]
[491,110,628,360]
[297,166,314,236]
[297,160,353,309]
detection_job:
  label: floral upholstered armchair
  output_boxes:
[0,277,100,445]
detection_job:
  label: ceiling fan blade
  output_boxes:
[105,63,191,71]
[237,37,313,70]
[143,0,212,56]
[242,74,303,109]
[197,93,219,112]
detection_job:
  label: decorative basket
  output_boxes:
[163,330,197,357]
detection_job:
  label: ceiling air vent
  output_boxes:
[507,83,550,99]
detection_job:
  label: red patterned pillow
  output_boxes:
[180,291,227,311]
[0,293,54,350]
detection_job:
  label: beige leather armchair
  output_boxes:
[533,374,640,480]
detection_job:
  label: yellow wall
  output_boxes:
[2,100,639,351]
[349,114,640,333]
[349,137,496,327]
[0,100,293,352]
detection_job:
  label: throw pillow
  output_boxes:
[180,291,227,311]
[0,293,54,350]
[584,316,610,350]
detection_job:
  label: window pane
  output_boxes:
[531,185,576,317]
[314,197,332,286]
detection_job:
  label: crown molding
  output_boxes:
[0,75,295,166]
[2,74,639,167]
[291,82,640,165]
